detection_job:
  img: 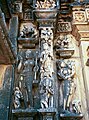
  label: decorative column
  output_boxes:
[33,0,59,119]
[39,27,56,120]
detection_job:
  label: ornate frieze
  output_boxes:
[57,22,72,33]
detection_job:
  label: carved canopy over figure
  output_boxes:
[40,77,54,108]
[55,34,75,58]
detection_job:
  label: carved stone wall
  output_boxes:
[1,0,89,120]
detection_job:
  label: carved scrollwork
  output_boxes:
[40,27,54,109]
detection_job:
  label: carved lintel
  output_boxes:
[78,31,89,38]
[18,38,39,44]
[56,49,75,58]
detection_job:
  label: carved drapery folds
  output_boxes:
[40,27,54,109]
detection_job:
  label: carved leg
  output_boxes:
[25,76,33,107]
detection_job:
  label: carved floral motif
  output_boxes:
[73,11,87,23]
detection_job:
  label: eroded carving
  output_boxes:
[15,50,37,108]
[57,22,72,33]
[12,1,22,13]
[40,77,54,108]
[19,25,38,38]
[55,34,75,58]
[72,99,82,114]
[57,59,82,116]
